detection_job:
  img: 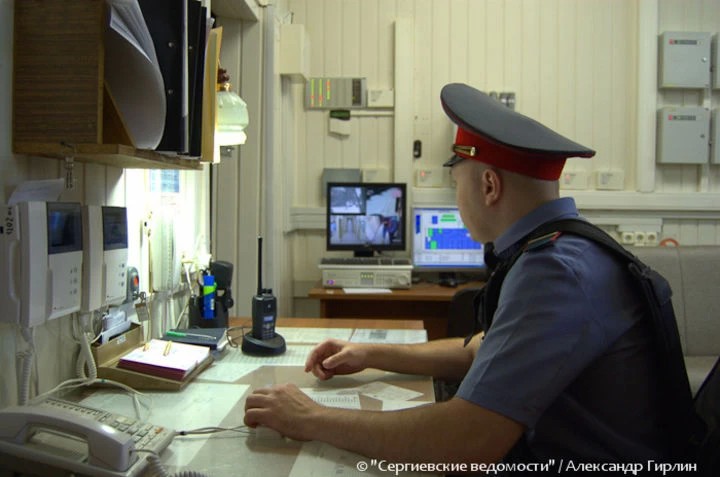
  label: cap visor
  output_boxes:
[443,155,464,167]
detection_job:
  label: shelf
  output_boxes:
[13,143,204,171]
[12,0,212,171]
[211,0,260,21]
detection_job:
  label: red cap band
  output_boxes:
[454,127,567,181]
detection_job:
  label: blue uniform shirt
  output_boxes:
[456,197,668,461]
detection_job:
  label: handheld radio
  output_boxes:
[242,236,286,355]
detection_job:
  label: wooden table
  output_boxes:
[307,281,485,340]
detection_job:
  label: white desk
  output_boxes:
[77,319,435,477]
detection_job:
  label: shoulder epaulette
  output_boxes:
[524,231,562,252]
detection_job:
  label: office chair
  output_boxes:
[435,287,483,402]
[446,287,482,338]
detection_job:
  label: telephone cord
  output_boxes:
[17,326,36,406]
[138,452,209,477]
[74,314,98,380]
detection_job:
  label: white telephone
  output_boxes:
[0,398,174,477]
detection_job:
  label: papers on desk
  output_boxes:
[276,327,354,344]
[117,339,210,380]
[291,441,431,477]
[290,441,369,477]
[357,382,423,402]
[300,382,423,410]
[350,328,428,344]
[199,345,315,382]
[300,388,361,409]
[342,287,392,294]
[290,382,433,477]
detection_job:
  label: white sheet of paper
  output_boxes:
[358,382,424,402]
[221,345,315,367]
[290,441,372,477]
[342,288,392,294]
[9,179,64,205]
[80,382,248,467]
[197,361,259,382]
[105,0,165,149]
[300,388,361,409]
[350,329,427,344]
[290,441,433,477]
[276,327,353,344]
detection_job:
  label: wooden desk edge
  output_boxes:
[307,280,485,302]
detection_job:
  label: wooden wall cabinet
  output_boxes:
[12,0,203,170]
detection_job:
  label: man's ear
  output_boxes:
[482,168,502,206]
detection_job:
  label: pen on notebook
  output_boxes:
[163,340,172,356]
[166,330,217,340]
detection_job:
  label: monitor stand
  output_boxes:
[438,272,459,288]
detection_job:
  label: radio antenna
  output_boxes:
[257,236,263,295]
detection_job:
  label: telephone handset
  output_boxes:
[0,398,174,477]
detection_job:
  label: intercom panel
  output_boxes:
[1,202,83,327]
[40,202,83,320]
[82,206,128,311]
[102,207,128,305]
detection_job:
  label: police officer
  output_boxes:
[244,83,675,468]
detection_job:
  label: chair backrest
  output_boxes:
[447,287,482,338]
[695,355,720,476]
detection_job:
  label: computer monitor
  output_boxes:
[326,182,406,256]
[412,206,485,271]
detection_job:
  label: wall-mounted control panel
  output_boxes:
[657,107,710,164]
[659,31,712,89]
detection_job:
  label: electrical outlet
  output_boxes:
[595,170,625,190]
[415,168,446,187]
[560,170,589,190]
[620,231,635,244]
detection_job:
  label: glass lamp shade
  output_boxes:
[216,87,249,146]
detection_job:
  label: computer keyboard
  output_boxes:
[320,257,412,266]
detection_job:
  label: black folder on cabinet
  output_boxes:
[138,0,188,153]
[187,1,206,157]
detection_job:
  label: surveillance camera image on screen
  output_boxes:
[327,183,406,253]
[47,204,82,254]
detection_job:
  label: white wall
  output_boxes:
[0,0,211,408]
[276,0,720,315]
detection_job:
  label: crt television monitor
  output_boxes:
[326,182,407,256]
[412,206,485,271]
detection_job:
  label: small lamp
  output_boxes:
[215,68,249,146]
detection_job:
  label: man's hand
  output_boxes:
[243,383,321,441]
[304,339,369,380]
